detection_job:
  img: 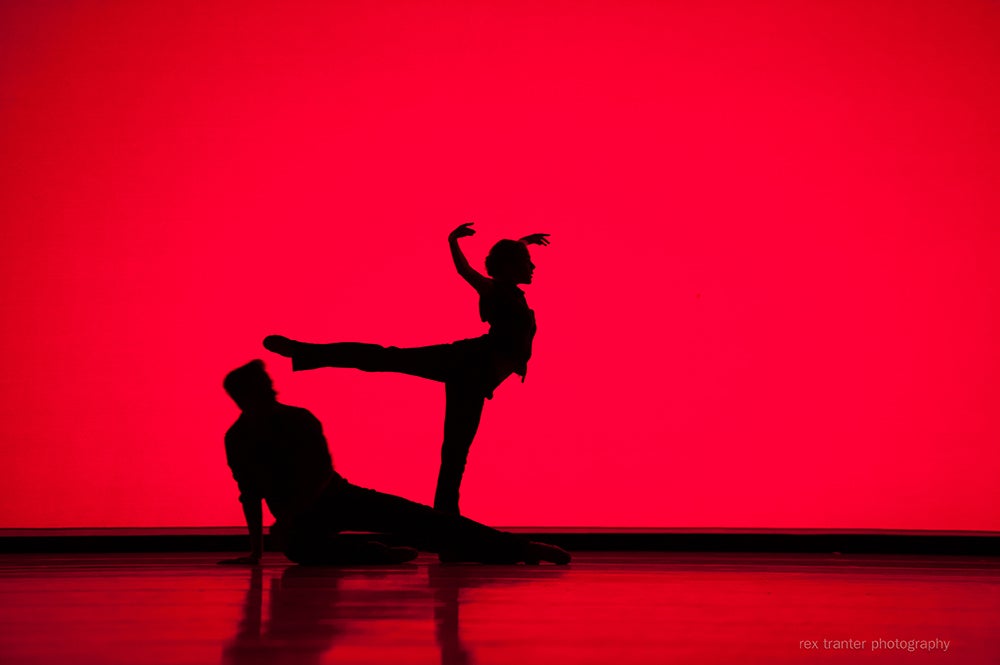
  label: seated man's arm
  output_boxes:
[232,494,263,564]
[220,431,265,565]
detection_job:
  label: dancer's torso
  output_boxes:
[478,282,536,376]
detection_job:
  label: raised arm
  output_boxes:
[449,223,491,292]
[518,233,551,246]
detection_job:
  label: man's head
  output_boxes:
[224,360,277,411]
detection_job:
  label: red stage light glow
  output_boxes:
[1,1,997,529]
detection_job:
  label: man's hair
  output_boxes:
[485,239,529,278]
[223,360,273,408]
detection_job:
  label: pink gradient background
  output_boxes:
[1,0,997,529]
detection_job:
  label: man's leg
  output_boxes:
[326,483,568,564]
[433,384,485,514]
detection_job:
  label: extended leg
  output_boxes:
[264,336,453,381]
[433,384,485,515]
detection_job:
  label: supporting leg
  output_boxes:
[433,384,485,515]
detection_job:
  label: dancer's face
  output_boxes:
[509,250,535,284]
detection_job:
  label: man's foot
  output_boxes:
[263,335,297,357]
[524,542,571,565]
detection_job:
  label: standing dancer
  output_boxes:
[264,223,550,515]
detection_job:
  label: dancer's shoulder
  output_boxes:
[276,403,321,424]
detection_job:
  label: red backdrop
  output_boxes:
[1,0,998,529]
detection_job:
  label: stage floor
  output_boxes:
[1,552,997,664]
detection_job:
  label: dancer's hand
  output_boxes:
[519,233,551,246]
[449,222,476,241]
[218,555,260,565]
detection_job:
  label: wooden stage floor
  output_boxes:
[0,552,997,664]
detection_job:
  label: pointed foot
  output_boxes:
[263,335,297,357]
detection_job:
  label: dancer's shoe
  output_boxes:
[263,335,297,357]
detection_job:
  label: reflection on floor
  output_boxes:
[0,552,998,664]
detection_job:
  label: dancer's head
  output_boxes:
[224,360,277,411]
[486,240,534,284]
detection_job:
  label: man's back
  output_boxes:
[225,403,340,522]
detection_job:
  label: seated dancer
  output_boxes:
[220,360,570,565]
[264,223,549,515]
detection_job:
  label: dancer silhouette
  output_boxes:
[263,223,550,514]
[220,360,569,565]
